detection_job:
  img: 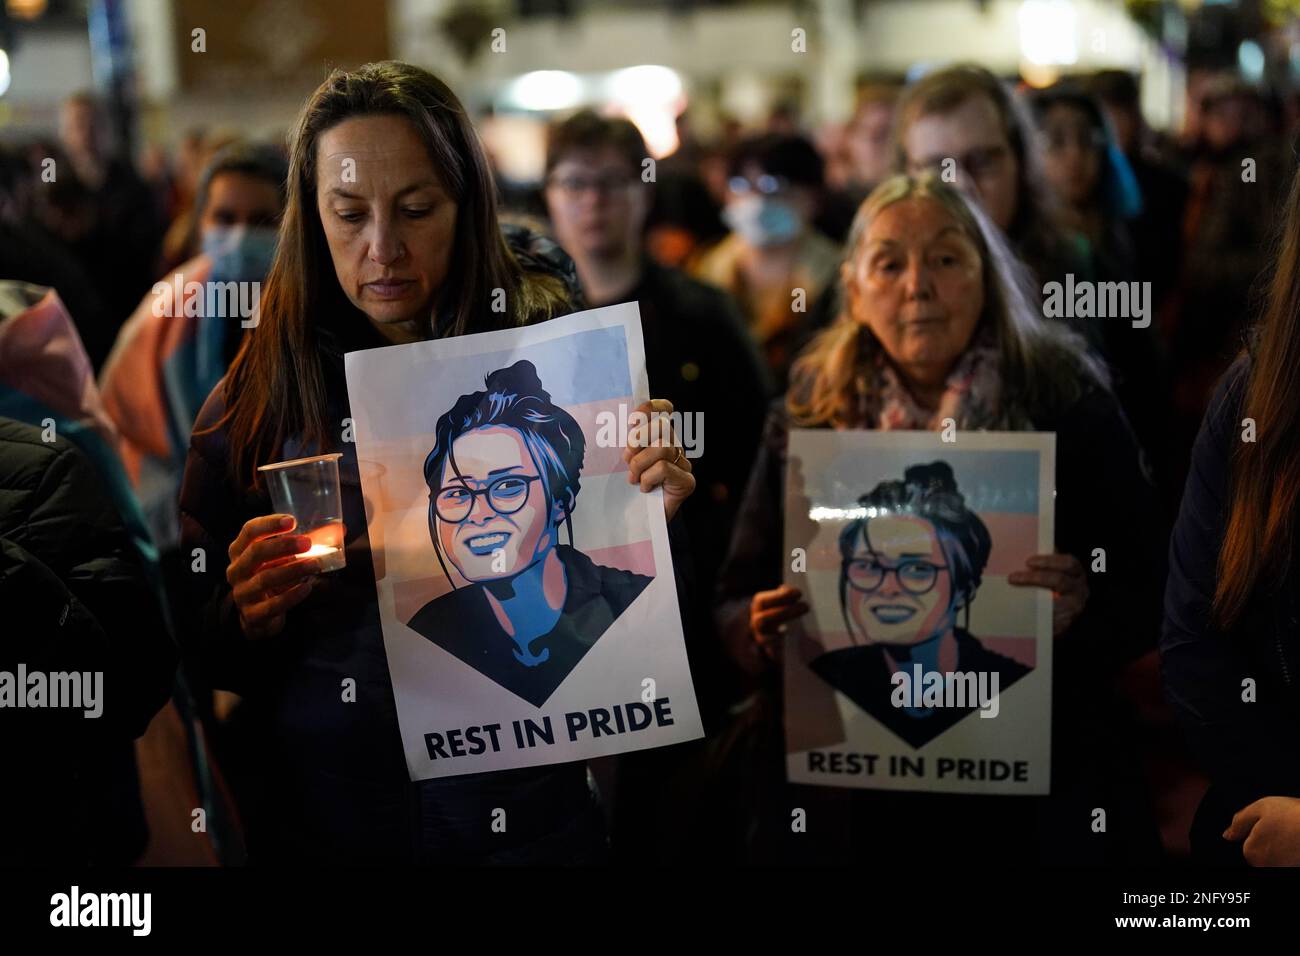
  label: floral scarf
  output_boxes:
[860,327,1006,431]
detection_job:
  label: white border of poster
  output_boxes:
[783,429,1055,794]
[345,304,703,781]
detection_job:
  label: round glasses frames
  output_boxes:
[843,557,948,596]
[435,474,541,523]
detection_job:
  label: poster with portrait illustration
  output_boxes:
[344,304,702,781]
[783,430,1055,794]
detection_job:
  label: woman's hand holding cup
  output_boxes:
[227,514,324,639]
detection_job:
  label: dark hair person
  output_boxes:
[693,132,841,390]
[714,174,1164,864]
[178,61,694,864]
[101,141,289,514]
[1162,167,1300,867]
[1031,84,1143,282]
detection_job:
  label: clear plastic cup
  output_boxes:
[257,452,346,573]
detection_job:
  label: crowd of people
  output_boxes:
[3,55,1300,867]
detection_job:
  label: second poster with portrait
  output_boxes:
[783,429,1055,794]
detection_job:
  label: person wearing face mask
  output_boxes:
[713,174,1164,865]
[692,133,842,391]
[100,141,288,532]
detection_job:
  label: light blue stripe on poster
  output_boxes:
[463,325,632,407]
[822,447,1041,514]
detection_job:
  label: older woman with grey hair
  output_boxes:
[712,172,1164,865]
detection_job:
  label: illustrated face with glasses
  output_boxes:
[841,514,957,646]
[434,425,567,584]
[902,94,1020,233]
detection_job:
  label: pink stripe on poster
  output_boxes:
[568,397,637,477]
[978,636,1037,668]
[583,539,657,578]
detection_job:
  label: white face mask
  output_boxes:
[722,195,803,247]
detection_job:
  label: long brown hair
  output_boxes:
[1214,170,1300,628]
[207,61,568,492]
[787,173,1103,428]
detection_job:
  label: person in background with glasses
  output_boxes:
[405,359,655,708]
[895,66,1170,520]
[692,133,842,391]
[809,462,1030,748]
[893,66,1102,351]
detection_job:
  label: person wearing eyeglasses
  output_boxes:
[405,360,652,708]
[541,113,769,677]
[691,133,842,390]
[895,67,1171,519]
[893,66,1102,351]
[808,462,1030,749]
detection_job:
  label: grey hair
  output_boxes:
[788,172,1108,429]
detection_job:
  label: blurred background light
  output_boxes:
[1238,39,1265,83]
[1019,0,1079,66]
[5,0,46,21]
[0,49,11,97]
[607,65,685,158]
[504,70,583,112]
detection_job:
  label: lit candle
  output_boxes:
[299,544,338,560]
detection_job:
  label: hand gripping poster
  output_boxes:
[344,303,703,781]
[783,430,1055,794]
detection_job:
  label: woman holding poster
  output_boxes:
[714,173,1165,864]
[177,62,694,864]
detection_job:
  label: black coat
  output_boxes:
[1161,353,1300,864]
[810,628,1031,749]
[178,230,621,864]
[407,545,651,708]
[589,257,770,719]
[713,377,1166,864]
[0,416,175,864]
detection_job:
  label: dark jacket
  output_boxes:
[0,416,175,865]
[178,229,617,864]
[714,377,1166,864]
[809,628,1031,749]
[1161,353,1300,864]
[407,545,651,708]
[589,257,770,719]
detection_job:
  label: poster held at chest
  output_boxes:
[783,429,1055,794]
[345,304,703,781]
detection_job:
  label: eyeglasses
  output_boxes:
[843,556,948,595]
[728,173,789,196]
[908,144,1009,182]
[546,173,637,199]
[434,474,541,523]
